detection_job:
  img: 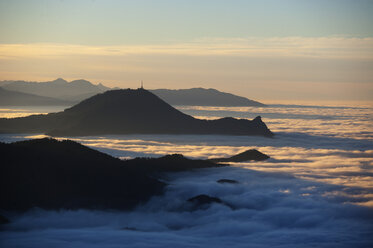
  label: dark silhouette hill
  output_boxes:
[0,78,110,103]
[0,138,221,211]
[0,87,72,106]
[209,149,270,162]
[0,89,273,137]
[150,88,266,107]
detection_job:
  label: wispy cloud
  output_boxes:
[1,37,372,59]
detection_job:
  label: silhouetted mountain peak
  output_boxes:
[60,88,191,128]
[51,78,68,84]
[67,88,167,111]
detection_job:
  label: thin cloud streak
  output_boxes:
[1,37,372,59]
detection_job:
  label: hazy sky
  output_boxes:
[0,0,372,102]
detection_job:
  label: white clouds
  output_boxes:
[1,167,373,247]
[178,105,373,139]
[0,104,369,193]
[0,103,372,247]
[0,104,367,198]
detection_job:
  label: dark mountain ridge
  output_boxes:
[1,78,265,107]
[151,88,266,107]
[0,89,273,137]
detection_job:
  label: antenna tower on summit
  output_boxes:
[141,80,144,89]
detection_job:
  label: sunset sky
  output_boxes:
[0,0,372,102]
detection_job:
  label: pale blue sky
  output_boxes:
[0,0,372,45]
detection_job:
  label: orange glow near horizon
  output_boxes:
[1,37,372,102]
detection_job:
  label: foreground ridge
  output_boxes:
[0,138,223,211]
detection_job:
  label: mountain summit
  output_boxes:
[0,89,273,137]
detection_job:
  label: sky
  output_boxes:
[0,0,372,102]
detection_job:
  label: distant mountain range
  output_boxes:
[0,87,73,106]
[0,89,273,137]
[0,78,265,107]
[0,78,110,103]
[150,88,265,106]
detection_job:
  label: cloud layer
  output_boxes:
[1,167,372,248]
[0,103,372,247]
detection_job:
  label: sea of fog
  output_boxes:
[1,103,373,247]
